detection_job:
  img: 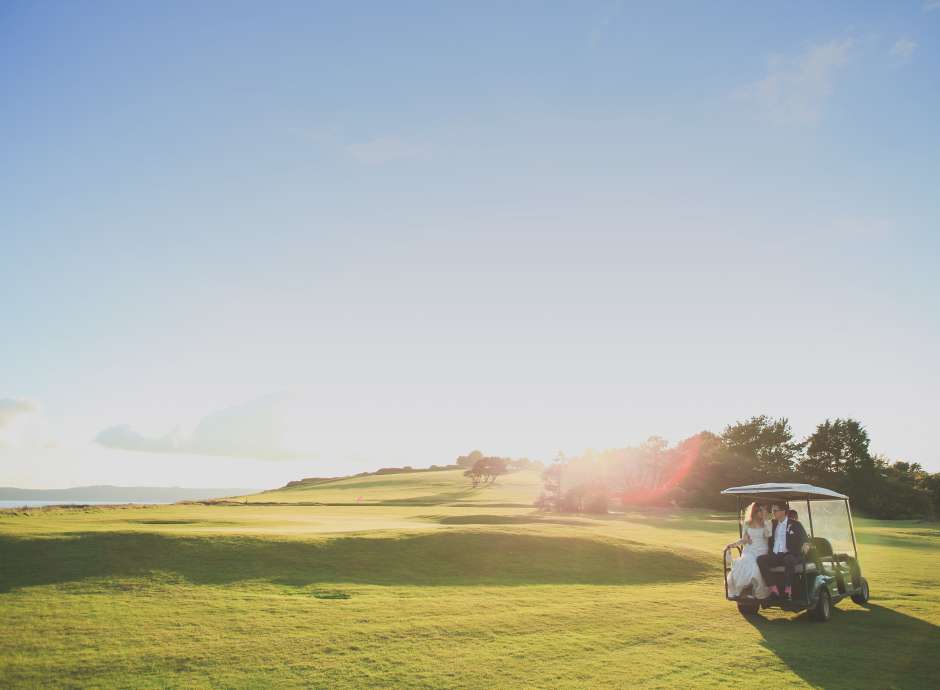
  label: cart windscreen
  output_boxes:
[809,499,856,558]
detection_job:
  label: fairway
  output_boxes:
[1,470,938,689]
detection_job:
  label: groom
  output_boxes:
[757,504,809,600]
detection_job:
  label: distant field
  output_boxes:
[239,468,541,506]
[1,470,938,688]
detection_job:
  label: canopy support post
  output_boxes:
[846,499,859,563]
[806,496,815,539]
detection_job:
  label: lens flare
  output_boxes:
[618,435,702,506]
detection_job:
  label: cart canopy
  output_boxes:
[720,483,848,501]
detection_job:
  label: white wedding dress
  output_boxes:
[727,523,772,599]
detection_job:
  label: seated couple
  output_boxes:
[726,503,810,601]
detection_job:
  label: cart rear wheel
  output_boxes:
[737,600,760,616]
[812,589,832,622]
[851,577,870,605]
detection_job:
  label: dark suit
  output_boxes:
[757,519,808,592]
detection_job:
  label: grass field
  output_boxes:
[1,469,938,689]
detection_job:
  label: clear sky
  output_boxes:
[2,1,938,489]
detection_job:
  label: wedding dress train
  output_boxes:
[727,524,771,599]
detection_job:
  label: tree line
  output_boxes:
[536,416,939,520]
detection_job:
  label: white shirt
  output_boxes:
[773,518,789,554]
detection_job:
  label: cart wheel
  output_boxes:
[851,577,870,605]
[812,589,832,622]
[849,559,862,589]
[737,600,760,616]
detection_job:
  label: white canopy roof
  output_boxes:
[721,483,848,501]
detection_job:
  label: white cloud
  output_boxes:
[344,136,430,165]
[739,38,855,126]
[95,424,182,454]
[0,397,56,448]
[890,37,917,61]
[95,394,314,461]
[924,1,940,12]
[0,398,37,429]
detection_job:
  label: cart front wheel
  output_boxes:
[851,577,870,605]
[812,589,832,622]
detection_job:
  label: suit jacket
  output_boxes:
[767,519,808,556]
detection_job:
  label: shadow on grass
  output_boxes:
[856,532,940,550]
[434,514,591,526]
[126,519,225,526]
[447,502,534,508]
[744,602,940,688]
[263,487,488,507]
[0,530,713,591]
[611,513,736,535]
[376,488,481,506]
[236,500,534,508]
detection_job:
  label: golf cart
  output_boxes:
[721,483,869,622]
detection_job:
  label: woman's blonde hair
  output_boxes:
[745,502,764,525]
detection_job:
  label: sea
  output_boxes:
[0,500,172,509]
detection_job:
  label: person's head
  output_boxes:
[745,502,765,524]
[787,509,799,521]
[772,504,788,521]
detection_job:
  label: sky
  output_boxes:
[2,1,939,489]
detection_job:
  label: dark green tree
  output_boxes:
[721,415,802,478]
[801,418,873,478]
[800,418,880,511]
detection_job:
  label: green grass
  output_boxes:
[239,468,541,506]
[1,471,938,688]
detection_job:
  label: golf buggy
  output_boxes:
[721,483,869,622]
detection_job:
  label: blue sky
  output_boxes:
[2,1,938,488]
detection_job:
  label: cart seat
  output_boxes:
[809,537,833,559]
[768,561,816,574]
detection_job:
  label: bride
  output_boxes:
[726,502,772,599]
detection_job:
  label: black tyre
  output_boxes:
[737,600,760,616]
[851,577,870,605]
[811,589,832,622]
[849,559,862,589]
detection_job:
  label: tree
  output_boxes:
[536,460,564,511]
[670,431,728,508]
[800,418,885,513]
[920,472,940,519]
[721,415,802,478]
[464,466,484,488]
[800,417,875,506]
[509,457,543,471]
[801,419,872,477]
[456,450,484,468]
[463,456,510,486]
[484,457,508,483]
[865,456,936,519]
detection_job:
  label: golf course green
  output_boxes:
[1,469,938,688]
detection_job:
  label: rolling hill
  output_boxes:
[238,467,541,506]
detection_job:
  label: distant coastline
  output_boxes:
[0,485,259,504]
